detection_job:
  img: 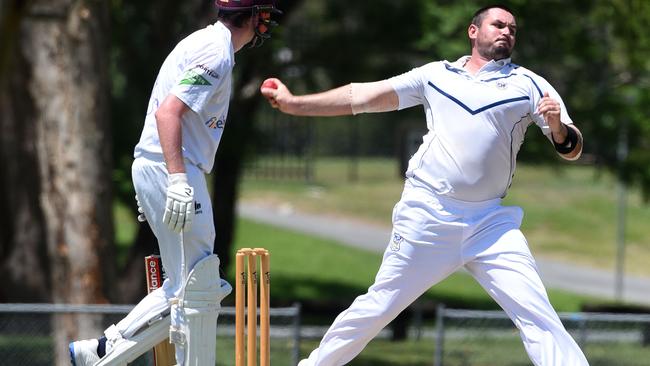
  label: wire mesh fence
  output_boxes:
[245,108,315,183]
[434,305,650,366]
[0,303,301,366]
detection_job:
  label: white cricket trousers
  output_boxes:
[304,183,589,366]
[111,155,215,362]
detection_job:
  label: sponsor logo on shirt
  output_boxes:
[496,80,508,90]
[205,116,225,129]
[195,64,219,79]
[179,70,211,86]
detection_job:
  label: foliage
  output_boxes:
[273,0,426,156]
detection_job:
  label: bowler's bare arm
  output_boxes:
[260,79,399,117]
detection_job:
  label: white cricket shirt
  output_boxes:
[134,21,235,173]
[390,56,573,202]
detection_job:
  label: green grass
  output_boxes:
[300,335,650,366]
[240,157,650,277]
[227,219,601,314]
[241,157,403,224]
[225,218,624,365]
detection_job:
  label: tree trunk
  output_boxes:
[20,0,112,364]
[0,20,50,303]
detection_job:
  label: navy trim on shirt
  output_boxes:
[521,74,544,98]
[427,81,530,115]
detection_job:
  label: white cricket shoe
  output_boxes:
[69,339,100,366]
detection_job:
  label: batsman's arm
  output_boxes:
[156,94,190,174]
[260,78,398,117]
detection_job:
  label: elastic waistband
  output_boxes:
[434,192,501,211]
[134,151,198,170]
[403,180,501,211]
[134,151,165,163]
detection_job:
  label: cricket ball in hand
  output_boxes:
[262,79,278,89]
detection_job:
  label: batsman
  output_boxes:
[69,1,282,365]
[262,4,589,366]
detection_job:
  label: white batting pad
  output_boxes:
[94,314,170,366]
[170,254,231,366]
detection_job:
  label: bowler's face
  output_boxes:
[472,8,517,60]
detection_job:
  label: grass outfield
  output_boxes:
[227,219,602,313]
[227,219,624,365]
[300,337,650,366]
[240,158,650,277]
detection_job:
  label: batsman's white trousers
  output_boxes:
[112,154,215,364]
[304,182,589,366]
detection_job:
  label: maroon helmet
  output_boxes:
[215,0,281,47]
[215,0,278,10]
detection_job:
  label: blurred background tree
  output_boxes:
[1,0,111,363]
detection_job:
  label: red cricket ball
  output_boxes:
[262,79,278,89]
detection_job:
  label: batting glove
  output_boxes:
[162,173,194,233]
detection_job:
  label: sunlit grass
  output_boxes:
[240,158,650,277]
[228,219,601,313]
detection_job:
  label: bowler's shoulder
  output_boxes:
[409,60,445,70]
[511,64,548,83]
[412,60,449,75]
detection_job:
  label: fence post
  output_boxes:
[412,302,423,341]
[434,303,445,366]
[577,313,588,348]
[292,302,302,366]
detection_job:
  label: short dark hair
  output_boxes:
[217,9,253,28]
[471,4,514,26]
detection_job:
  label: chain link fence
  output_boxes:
[434,305,650,366]
[0,303,301,366]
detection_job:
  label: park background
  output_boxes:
[1,0,649,365]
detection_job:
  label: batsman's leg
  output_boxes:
[170,254,232,366]
[93,314,171,366]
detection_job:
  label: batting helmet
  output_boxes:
[215,0,281,47]
[215,0,278,11]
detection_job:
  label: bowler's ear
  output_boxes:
[468,24,479,41]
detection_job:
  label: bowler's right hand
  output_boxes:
[260,77,292,112]
[163,173,194,233]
